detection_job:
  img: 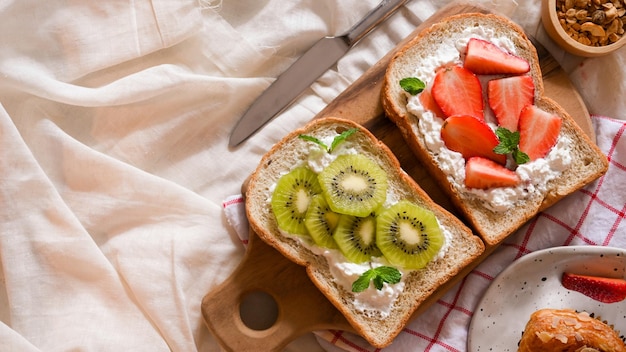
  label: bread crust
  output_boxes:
[518,308,626,351]
[245,117,484,348]
[381,13,609,246]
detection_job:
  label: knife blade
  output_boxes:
[229,0,410,147]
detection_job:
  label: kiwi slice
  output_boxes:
[304,194,340,249]
[271,166,322,236]
[376,200,444,269]
[334,213,382,263]
[318,154,388,217]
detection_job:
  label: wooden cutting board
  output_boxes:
[201,2,593,351]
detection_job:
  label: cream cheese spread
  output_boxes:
[307,241,408,318]
[292,226,452,318]
[404,26,572,212]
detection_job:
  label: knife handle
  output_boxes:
[343,0,409,45]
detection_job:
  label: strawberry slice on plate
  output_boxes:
[441,115,506,165]
[561,272,626,304]
[518,105,562,160]
[431,65,484,120]
[465,157,520,189]
[464,38,530,75]
[488,75,535,131]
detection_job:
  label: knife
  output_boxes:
[229,0,411,147]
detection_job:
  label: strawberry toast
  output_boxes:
[382,13,609,246]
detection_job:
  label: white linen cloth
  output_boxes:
[1,0,625,351]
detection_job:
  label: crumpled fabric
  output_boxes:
[1,0,624,351]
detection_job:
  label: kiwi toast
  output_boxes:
[381,13,609,246]
[245,117,485,348]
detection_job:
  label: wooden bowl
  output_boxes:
[541,0,626,57]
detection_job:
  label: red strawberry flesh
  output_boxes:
[464,38,530,75]
[488,75,535,132]
[465,157,520,189]
[441,115,506,165]
[419,88,446,119]
[431,65,484,120]
[518,105,562,160]
[561,272,626,304]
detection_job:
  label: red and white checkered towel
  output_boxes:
[223,115,626,352]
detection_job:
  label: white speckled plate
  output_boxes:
[468,246,626,351]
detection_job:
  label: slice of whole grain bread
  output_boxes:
[245,117,484,348]
[381,13,609,246]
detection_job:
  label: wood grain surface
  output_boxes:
[201,2,593,351]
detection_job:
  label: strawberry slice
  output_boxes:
[464,38,530,75]
[488,75,535,131]
[431,65,484,120]
[518,105,562,160]
[419,88,446,119]
[562,272,626,304]
[465,157,520,189]
[441,115,506,165]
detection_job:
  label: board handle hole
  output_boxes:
[239,290,279,331]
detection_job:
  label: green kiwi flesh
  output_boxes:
[271,166,322,236]
[304,194,340,249]
[318,154,388,217]
[334,213,382,263]
[269,151,444,270]
[376,200,444,269]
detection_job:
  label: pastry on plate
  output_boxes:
[518,308,626,351]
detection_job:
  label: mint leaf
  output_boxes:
[352,266,402,293]
[513,149,530,164]
[299,128,358,153]
[352,270,376,292]
[493,127,529,165]
[493,141,512,155]
[373,276,385,290]
[494,128,519,153]
[399,77,425,95]
[375,266,402,282]
[298,134,328,151]
[329,128,357,153]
